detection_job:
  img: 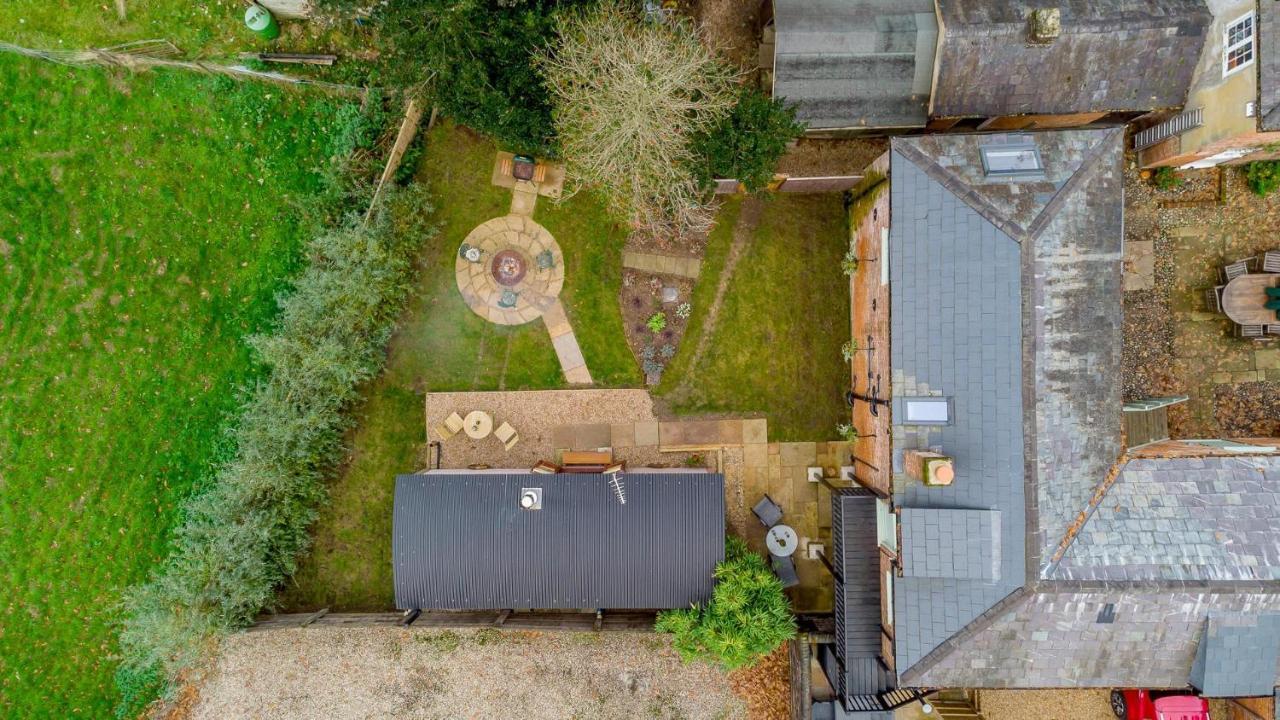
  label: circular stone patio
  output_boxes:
[454,215,565,325]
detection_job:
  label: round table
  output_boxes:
[1222,273,1280,325]
[766,524,798,557]
[463,411,493,440]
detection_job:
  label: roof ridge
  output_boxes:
[1024,127,1123,241]
[891,141,1030,242]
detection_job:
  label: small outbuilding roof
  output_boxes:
[1190,613,1280,698]
[771,0,936,130]
[392,471,724,610]
[930,0,1210,118]
[1261,0,1280,131]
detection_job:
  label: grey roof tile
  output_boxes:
[1263,1,1280,131]
[931,0,1210,118]
[1190,612,1280,697]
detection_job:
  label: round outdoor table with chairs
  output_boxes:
[1209,249,1280,337]
[1221,273,1280,326]
[765,524,798,557]
[463,410,493,439]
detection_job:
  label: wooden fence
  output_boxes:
[249,609,657,633]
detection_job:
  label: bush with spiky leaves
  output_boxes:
[656,536,795,669]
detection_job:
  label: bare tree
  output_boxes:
[540,2,736,244]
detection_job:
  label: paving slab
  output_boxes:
[634,421,660,446]
[742,418,768,444]
[610,423,636,449]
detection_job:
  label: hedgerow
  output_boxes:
[114,185,435,717]
[655,536,796,670]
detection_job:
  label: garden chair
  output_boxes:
[752,494,784,528]
[1236,324,1265,339]
[1267,326,1280,337]
[1223,259,1252,282]
[434,412,464,441]
[495,421,520,451]
[1205,286,1225,313]
[1263,250,1280,274]
[771,555,800,589]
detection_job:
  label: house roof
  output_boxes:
[1191,613,1280,698]
[887,127,1125,673]
[771,0,936,129]
[1262,0,1280,131]
[900,509,1001,581]
[1053,456,1280,583]
[930,0,1211,118]
[391,471,724,610]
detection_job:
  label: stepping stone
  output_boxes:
[552,332,586,373]
[564,365,593,385]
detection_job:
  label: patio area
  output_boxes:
[424,389,854,612]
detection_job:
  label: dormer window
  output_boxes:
[1223,12,1255,78]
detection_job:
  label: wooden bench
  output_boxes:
[561,450,612,474]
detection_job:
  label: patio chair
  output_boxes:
[1236,323,1265,339]
[494,421,520,451]
[1263,250,1280,274]
[1205,286,1225,313]
[1267,326,1280,337]
[1223,259,1252,282]
[434,412,464,441]
[771,555,800,589]
[752,494,784,528]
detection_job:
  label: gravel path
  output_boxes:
[194,627,747,720]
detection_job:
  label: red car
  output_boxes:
[1111,689,1210,720]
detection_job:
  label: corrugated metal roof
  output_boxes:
[392,472,724,610]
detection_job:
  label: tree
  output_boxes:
[655,536,796,669]
[693,86,805,192]
[370,0,589,156]
[540,1,737,242]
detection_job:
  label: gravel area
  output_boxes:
[978,690,1237,720]
[194,627,747,720]
[424,389,690,469]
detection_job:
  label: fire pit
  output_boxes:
[490,249,528,286]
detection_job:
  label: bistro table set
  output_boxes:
[433,410,521,450]
[1207,250,1280,339]
[752,494,800,589]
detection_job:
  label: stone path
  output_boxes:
[542,301,592,385]
[621,250,702,279]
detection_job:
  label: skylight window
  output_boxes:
[903,397,950,424]
[980,144,1043,178]
[1223,12,1255,78]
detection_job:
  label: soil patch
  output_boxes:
[1215,381,1280,436]
[776,137,889,177]
[620,269,695,385]
[729,644,791,720]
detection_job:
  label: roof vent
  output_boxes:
[1029,8,1061,44]
[1097,603,1117,624]
[519,487,543,510]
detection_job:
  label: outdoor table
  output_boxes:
[464,411,493,440]
[766,524,798,558]
[1221,273,1280,326]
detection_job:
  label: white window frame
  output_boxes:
[1223,12,1255,78]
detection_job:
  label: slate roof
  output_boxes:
[888,128,1125,673]
[392,472,724,610]
[771,0,936,129]
[1190,613,1280,697]
[1262,0,1280,131]
[930,0,1211,118]
[1054,456,1280,583]
[900,590,1280,688]
[900,509,1001,581]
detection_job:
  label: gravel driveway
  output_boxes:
[194,627,746,720]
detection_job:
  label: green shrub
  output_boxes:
[114,185,435,712]
[1245,160,1280,197]
[647,311,667,333]
[1150,166,1182,191]
[693,86,805,192]
[370,0,592,156]
[655,536,795,670]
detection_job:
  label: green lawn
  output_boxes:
[0,55,353,717]
[280,121,641,610]
[656,194,851,441]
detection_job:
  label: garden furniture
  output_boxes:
[771,555,800,589]
[463,411,493,439]
[1236,323,1265,339]
[1269,326,1280,336]
[1204,286,1224,313]
[752,494,783,528]
[434,412,465,441]
[1222,258,1252,282]
[1263,250,1280,274]
[1221,274,1280,325]
[531,460,560,474]
[765,524,798,557]
[561,450,612,473]
[495,421,520,451]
